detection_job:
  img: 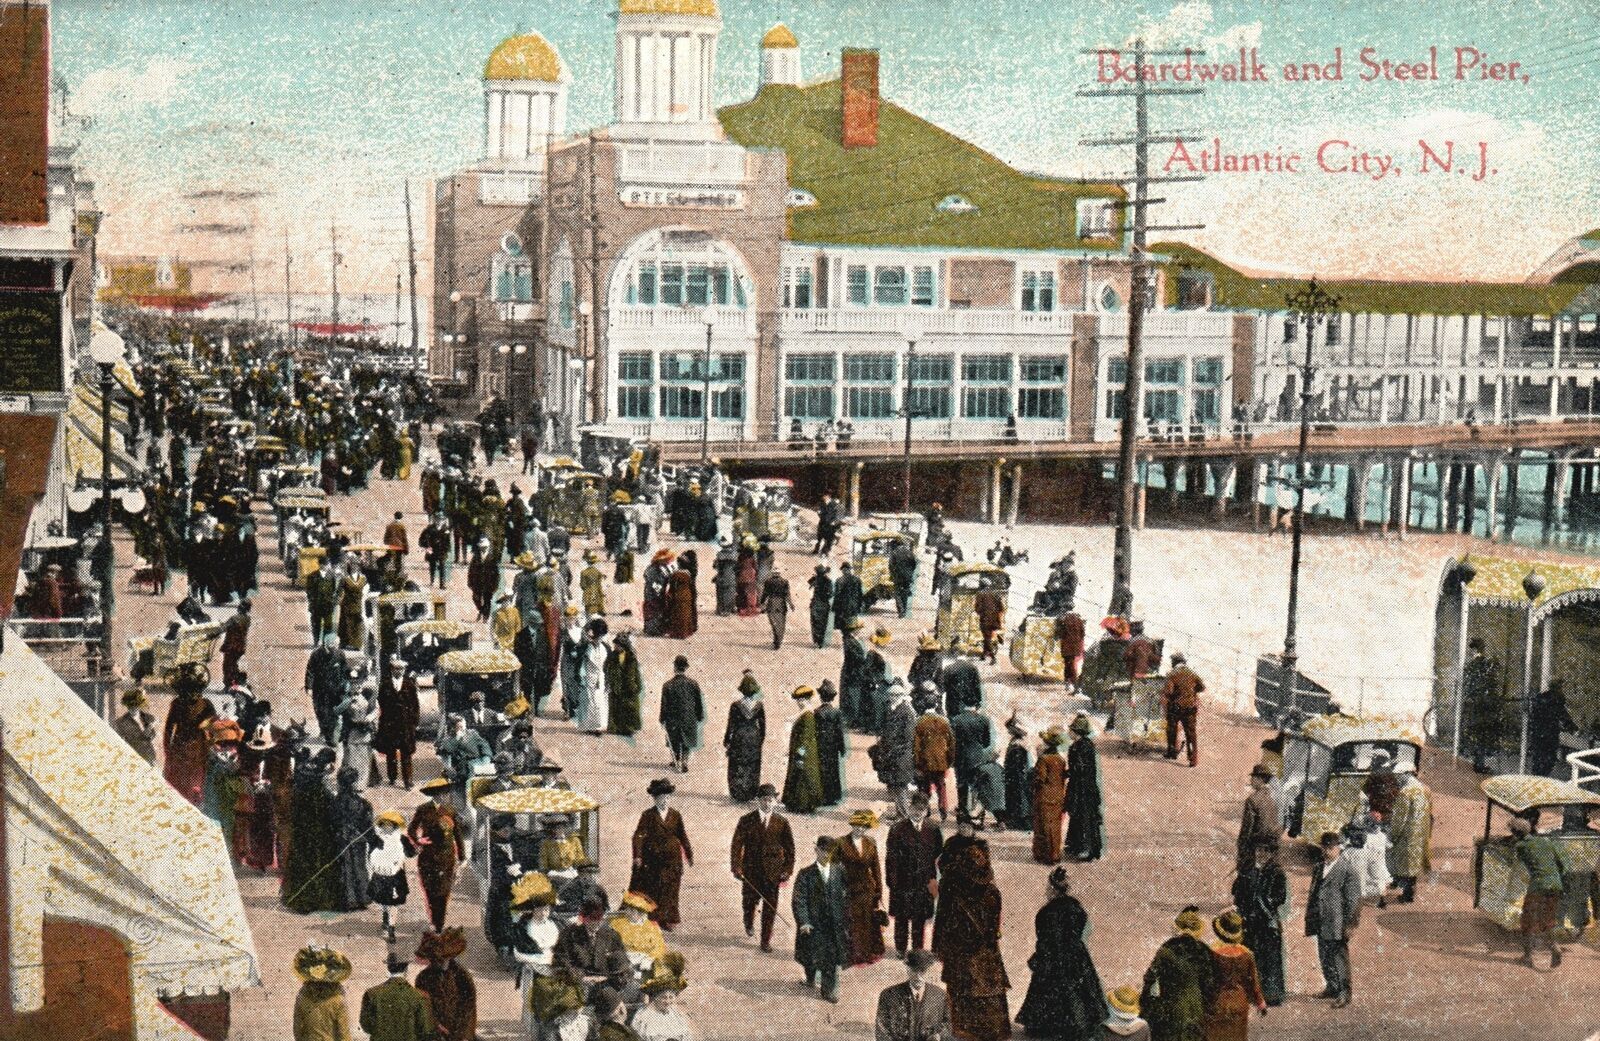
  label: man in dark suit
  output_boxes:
[305,556,339,643]
[554,894,635,999]
[949,702,993,818]
[1305,831,1362,1008]
[875,949,953,1041]
[359,953,436,1041]
[793,836,849,1003]
[886,792,944,957]
[832,563,865,635]
[659,655,706,772]
[730,783,795,952]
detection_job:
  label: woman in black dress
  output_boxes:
[1063,714,1104,862]
[722,674,767,802]
[1002,714,1032,830]
[1016,866,1109,1038]
[330,765,374,913]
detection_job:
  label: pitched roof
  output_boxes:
[717,81,1125,252]
[1154,241,1591,317]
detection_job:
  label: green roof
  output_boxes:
[718,81,1125,252]
[1154,241,1591,317]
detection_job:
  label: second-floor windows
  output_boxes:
[840,262,935,308]
[1021,270,1056,313]
[783,265,814,309]
[492,255,534,303]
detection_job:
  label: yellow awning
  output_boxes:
[1455,553,1600,610]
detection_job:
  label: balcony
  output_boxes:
[616,142,749,186]
[779,308,1076,337]
[610,305,755,333]
[1096,311,1239,340]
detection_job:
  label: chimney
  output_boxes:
[841,48,878,149]
[0,0,50,225]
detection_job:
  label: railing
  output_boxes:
[778,418,1071,443]
[7,618,112,715]
[610,306,755,333]
[779,308,1076,337]
[1571,747,1600,792]
[604,419,747,443]
[616,142,749,186]
[1096,311,1239,339]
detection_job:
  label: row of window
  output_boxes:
[785,353,1069,385]
[781,352,1070,421]
[618,385,746,420]
[1106,357,1224,386]
[618,352,746,384]
[783,385,1065,421]
[622,262,751,308]
[842,264,938,308]
[1104,387,1223,424]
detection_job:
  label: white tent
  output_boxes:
[1,638,258,1039]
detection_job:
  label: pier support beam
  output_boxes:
[1461,457,1478,534]
[849,462,862,521]
[1211,459,1236,519]
[1483,454,1501,541]
[1248,462,1263,531]
[1503,451,1520,543]
[1165,459,1180,511]
[989,459,1005,526]
[1137,455,1149,531]
[1398,455,1412,540]
[1268,457,1283,532]
[1353,457,1372,532]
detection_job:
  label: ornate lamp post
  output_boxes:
[1279,277,1341,710]
[1519,569,1546,773]
[87,326,126,684]
[688,305,715,464]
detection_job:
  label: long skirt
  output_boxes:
[950,987,1011,1041]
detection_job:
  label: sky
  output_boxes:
[48,0,1600,301]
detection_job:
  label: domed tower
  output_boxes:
[483,33,570,166]
[613,0,724,140]
[760,23,800,87]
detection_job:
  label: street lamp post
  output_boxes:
[1519,569,1546,773]
[88,326,126,680]
[691,306,715,465]
[577,299,593,435]
[900,315,925,512]
[1280,277,1341,709]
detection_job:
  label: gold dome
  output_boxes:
[762,23,798,49]
[484,33,564,82]
[619,0,719,17]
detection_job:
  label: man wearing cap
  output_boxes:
[875,949,951,1041]
[114,688,159,765]
[660,657,705,773]
[409,778,468,931]
[359,952,435,1041]
[376,657,421,789]
[784,686,825,814]
[631,779,694,929]
[1161,652,1204,767]
[1237,764,1283,873]
[1305,831,1361,1006]
[793,836,849,1003]
[887,792,943,958]
[731,783,795,952]
[1140,907,1217,1041]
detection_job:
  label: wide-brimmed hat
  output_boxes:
[246,724,277,751]
[641,952,688,995]
[121,688,148,709]
[1250,763,1275,781]
[208,719,246,744]
[652,549,675,564]
[415,927,468,961]
[647,778,676,797]
[1213,910,1244,944]
[905,949,938,972]
[375,810,406,829]
[1069,714,1093,737]
[542,812,574,828]
[869,626,893,647]
[563,603,580,617]
[515,551,539,569]
[917,632,942,651]
[503,696,531,720]
[817,680,838,702]
[1174,906,1204,936]
[1107,986,1140,1017]
[621,890,658,914]
[848,809,879,829]
[612,490,631,503]
[293,945,352,984]
[509,872,557,910]
[420,777,453,794]
[791,684,816,701]
[1039,726,1065,747]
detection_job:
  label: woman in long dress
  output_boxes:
[1063,715,1104,862]
[666,564,698,639]
[735,539,760,616]
[1016,867,1108,1039]
[1002,716,1032,830]
[713,541,738,615]
[606,631,644,737]
[558,605,585,720]
[932,838,1011,1041]
[782,686,824,813]
[336,560,367,651]
[577,619,611,735]
[1202,911,1266,1041]
[330,765,373,913]
[838,810,887,965]
[511,877,562,1038]
[723,677,766,802]
[1031,729,1067,864]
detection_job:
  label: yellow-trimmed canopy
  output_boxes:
[438,648,521,675]
[1481,774,1600,814]
[762,23,798,48]
[476,786,600,814]
[484,33,564,83]
[1452,553,1600,611]
[620,0,719,17]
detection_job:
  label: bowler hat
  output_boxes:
[647,778,676,797]
[755,782,779,799]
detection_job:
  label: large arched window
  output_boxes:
[609,228,756,311]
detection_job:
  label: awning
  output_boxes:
[1452,553,1600,611]
[0,639,259,1034]
[63,408,140,486]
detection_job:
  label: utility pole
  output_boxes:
[330,220,342,329]
[585,131,603,429]
[540,127,554,407]
[283,227,294,351]
[394,269,403,349]
[404,181,421,373]
[1080,37,1205,616]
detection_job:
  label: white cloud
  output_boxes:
[1124,2,1263,54]
[75,57,194,118]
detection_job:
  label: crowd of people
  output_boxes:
[89,314,1600,1041]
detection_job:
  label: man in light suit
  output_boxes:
[1305,830,1362,1008]
[875,949,953,1041]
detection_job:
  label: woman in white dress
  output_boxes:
[365,810,411,942]
[577,619,610,735]
[632,953,697,1041]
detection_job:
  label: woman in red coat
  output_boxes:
[665,563,699,639]
[1031,729,1067,864]
[1204,910,1266,1041]
[163,667,217,805]
[629,779,694,928]
[735,538,760,617]
[838,810,887,965]
[932,834,1010,1041]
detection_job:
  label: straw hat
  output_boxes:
[510,871,558,910]
[621,890,658,914]
[844,617,865,632]
[121,688,148,710]
[791,684,816,701]
[292,945,352,984]
[869,626,893,647]
[612,490,631,504]
[208,719,246,744]
[420,777,453,794]
[641,952,687,995]
[564,603,580,617]
[1213,910,1244,944]
[1107,986,1140,1017]
[848,809,880,829]
[1039,726,1065,747]
[375,810,405,829]
[503,695,531,720]
[515,551,539,569]
[917,632,942,651]
[1174,906,1204,936]
[583,550,599,563]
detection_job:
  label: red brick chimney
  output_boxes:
[0,0,51,225]
[841,48,879,149]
